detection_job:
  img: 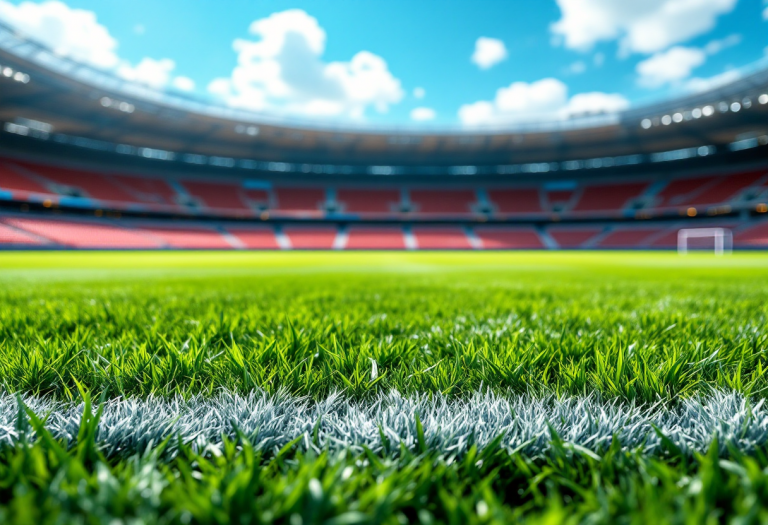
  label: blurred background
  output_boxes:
[0,0,766,251]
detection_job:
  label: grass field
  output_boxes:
[1,251,768,524]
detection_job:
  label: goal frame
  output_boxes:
[677,227,733,256]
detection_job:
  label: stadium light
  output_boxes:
[661,115,672,125]
[759,94,768,105]
[692,108,702,118]
[702,105,715,116]
[672,113,683,123]
[730,102,741,112]
[742,98,751,109]
[641,118,652,129]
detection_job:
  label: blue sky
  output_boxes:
[0,0,766,127]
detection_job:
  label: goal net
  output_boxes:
[677,228,733,255]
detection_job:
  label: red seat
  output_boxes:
[487,189,542,214]
[412,227,472,249]
[182,181,250,212]
[110,175,179,206]
[655,177,716,207]
[346,226,405,249]
[226,227,279,249]
[548,227,602,248]
[137,226,232,249]
[597,228,664,248]
[282,226,337,249]
[735,222,768,247]
[337,189,400,214]
[572,183,648,212]
[0,162,53,196]
[19,163,139,203]
[0,221,46,245]
[680,172,764,207]
[474,227,543,249]
[274,188,326,213]
[5,217,162,248]
[410,190,476,215]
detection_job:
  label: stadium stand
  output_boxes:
[225,226,280,249]
[411,226,473,249]
[345,226,406,249]
[572,182,648,213]
[473,227,544,249]
[594,227,666,248]
[336,189,401,215]
[181,180,251,213]
[409,190,477,215]
[282,226,337,249]
[3,217,163,248]
[486,188,543,215]
[0,161,53,198]
[679,171,765,207]
[0,221,46,245]
[547,227,604,249]
[134,225,232,249]
[273,188,326,215]
[733,222,768,247]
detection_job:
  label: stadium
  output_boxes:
[1,2,768,523]
[1,18,767,251]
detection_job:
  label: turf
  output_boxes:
[1,250,768,523]
[0,251,766,402]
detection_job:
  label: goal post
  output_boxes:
[677,228,733,255]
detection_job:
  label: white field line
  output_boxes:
[0,390,766,459]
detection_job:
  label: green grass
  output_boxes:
[2,250,768,523]
[0,251,767,402]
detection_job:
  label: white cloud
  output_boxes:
[764,5,768,19]
[703,33,741,54]
[551,0,738,55]
[172,76,196,92]
[207,9,403,119]
[685,69,741,92]
[0,0,119,68]
[593,52,605,66]
[413,87,426,99]
[0,0,193,93]
[458,78,628,126]
[471,37,508,69]
[568,60,586,74]
[410,107,436,121]
[636,46,706,87]
[134,24,145,35]
[635,34,740,88]
[117,57,175,89]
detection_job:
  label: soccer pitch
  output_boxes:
[1,251,768,523]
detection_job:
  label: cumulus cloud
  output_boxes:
[117,57,175,89]
[551,0,738,55]
[458,78,628,126]
[635,34,740,88]
[685,69,741,92]
[413,87,426,99]
[172,76,196,92]
[471,37,508,69]
[0,0,119,68]
[703,33,741,54]
[568,60,587,74]
[0,0,193,93]
[410,107,436,121]
[207,9,403,119]
[636,47,707,87]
